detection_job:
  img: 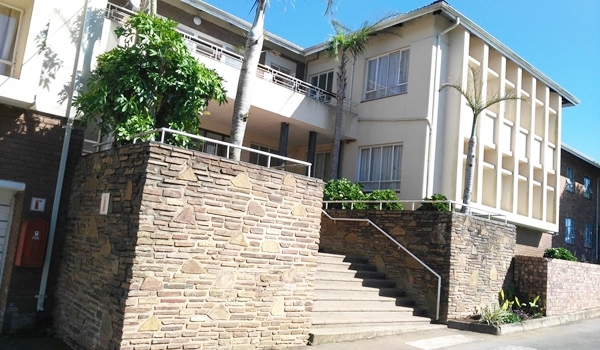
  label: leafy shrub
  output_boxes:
[323,178,367,209]
[543,247,577,261]
[365,189,403,210]
[480,305,512,326]
[418,194,450,212]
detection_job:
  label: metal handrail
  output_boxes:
[321,209,441,321]
[104,3,359,113]
[93,128,312,174]
[323,199,508,223]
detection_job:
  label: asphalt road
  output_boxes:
[306,317,600,350]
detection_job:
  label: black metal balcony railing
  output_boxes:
[105,3,358,114]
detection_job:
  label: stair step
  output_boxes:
[311,312,430,325]
[317,252,368,264]
[316,261,377,272]
[315,270,386,279]
[308,324,447,346]
[313,292,413,305]
[312,302,414,313]
[315,277,396,288]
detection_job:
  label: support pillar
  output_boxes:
[307,131,317,176]
[278,122,289,166]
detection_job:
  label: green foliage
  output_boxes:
[323,178,367,209]
[544,247,578,261]
[418,194,450,212]
[74,13,226,146]
[480,305,512,326]
[365,190,403,210]
[323,180,403,210]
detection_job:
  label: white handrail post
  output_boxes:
[160,129,165,143]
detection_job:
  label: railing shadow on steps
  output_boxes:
[321,209,441,321]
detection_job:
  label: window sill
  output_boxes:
[362,91,408,103]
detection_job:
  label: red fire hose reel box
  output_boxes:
[15,219,49,268]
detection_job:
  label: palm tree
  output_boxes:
[324,19,386,179]
[228,0,334,161]
[441,66,523,213]
[139,0,157,14]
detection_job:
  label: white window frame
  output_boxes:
[0,3,24,78]
[585,223,593,249]
[358,143,403,191]
[364,48,410,101]
[565,166,574,192]
[565,217,574,245]
[309,71,334,102]
[584,176,592,198]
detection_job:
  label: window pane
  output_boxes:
[359,148,370,181]
[399,50,410,84]
[367,60,377,91]
[369,147,381,183]
[326,72,334,92]
[0,6,21,76]
[387,51,400,87]
[376,56,388,91]
[381,146,393,181]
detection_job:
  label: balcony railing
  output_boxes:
[105,3,357,114]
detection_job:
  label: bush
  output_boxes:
[480,305,512,326]
[323,179,367,209]
[418,194,450,212]
[365,189,403,210]
[543,247,577,261]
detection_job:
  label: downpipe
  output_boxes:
[37,0,90,312]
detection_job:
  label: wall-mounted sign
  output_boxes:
[100,193,110,215]
[30,198,46,212]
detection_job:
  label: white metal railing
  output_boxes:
[92,128,312,174]
[321,209,441,321]
[322,199,508,223]
[104,3,358,114]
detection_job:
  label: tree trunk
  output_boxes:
[229,0,267,160]
[140,0,157,14]
[330,47,346,179]
[461,115,478,213]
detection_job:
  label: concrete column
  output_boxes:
[307,131,317,176]
[278,122,289,166]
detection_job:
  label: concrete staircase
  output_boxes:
[309,252,445,345]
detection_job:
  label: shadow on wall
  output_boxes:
[0,105,84,333]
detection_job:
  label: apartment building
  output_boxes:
[554,145,600,262]
[0,0,580,332]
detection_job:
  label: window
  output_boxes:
[313,152,331,181]
[199,129,230,157]
[565,218,574,245]
[309,71,334,102]
[358,144,402,191]
[0,4,22,77]
[249,144,279,167]
[565,166,574,192]
[365,49,410,101]
[270,63,292,76]
[585,223,593,248]
[584,176,592,198]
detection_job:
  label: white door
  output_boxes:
[0,189,14,280]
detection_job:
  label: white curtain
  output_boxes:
[0,6,19,77]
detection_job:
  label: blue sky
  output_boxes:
[203,0,600,161]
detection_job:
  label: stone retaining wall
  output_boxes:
[320,210,516,322]
[54,142,323,349]
[514,256,600,316]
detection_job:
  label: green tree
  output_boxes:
[228,0,334,160]
[441,66,522,213]
[324,19,386,179]
[73,13,226,145]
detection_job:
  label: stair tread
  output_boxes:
[312,305,414,312]
[310,324,444,334]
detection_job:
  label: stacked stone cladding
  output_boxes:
[54,142,323,349]
[320,210,516,322]
[514,256,600,316]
